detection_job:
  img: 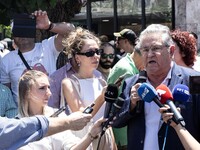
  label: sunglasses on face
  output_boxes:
[76,49,102,57]
[101,53,115,59]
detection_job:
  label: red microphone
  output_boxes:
[156,84,185,127]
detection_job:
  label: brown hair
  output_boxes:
[171,29,196,66]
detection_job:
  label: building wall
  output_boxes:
[175,0,200,50]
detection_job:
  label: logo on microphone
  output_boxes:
[141,87,149,99]
[176,88,190,95]
[156,89,166,97]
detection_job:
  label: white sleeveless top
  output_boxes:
[77,77,105,122]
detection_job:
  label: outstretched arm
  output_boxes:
[159,106,200,150]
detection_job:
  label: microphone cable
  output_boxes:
[162,123,170,150]
[96,132,103,150]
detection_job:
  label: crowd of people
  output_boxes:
[0,9,200,150]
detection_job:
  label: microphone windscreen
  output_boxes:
[156,84,173,104]
[172,84,190,103]
[104,84,118,103]
[137,83,157,103]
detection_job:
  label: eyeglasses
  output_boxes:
[76,49,102,57]
[101,53,115,59]
[140,45,168,54]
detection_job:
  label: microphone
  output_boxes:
[103,84,118,119]
[135,70,147,113]
[156,84,186,127]
[137,83,164,107]
[172,84,190,103]
[101,96,125,136]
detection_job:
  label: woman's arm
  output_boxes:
[159,106,200,150]
[62,78,85,112]
[70,118,106,150]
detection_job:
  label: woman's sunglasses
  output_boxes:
[76,49,102,57]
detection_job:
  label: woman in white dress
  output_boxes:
[62,27,117,150]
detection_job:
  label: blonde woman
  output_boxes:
[17,70,107,150]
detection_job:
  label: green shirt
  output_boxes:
[107,53,139,95]
[107,53,139,147]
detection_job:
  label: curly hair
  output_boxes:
[171,29,197,66]
[62,27,101,56]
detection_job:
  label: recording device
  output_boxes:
[135,70,147,113]
[172,84,190,103]
[103,84,118,119]
[189,75,200,94]
[12,13,36,38]
[50,106,66,117]
[83,103,95,114]
[101,96,125,136]
[156,84,186,127]
[137,83,164,107]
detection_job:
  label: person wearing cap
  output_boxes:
[0,41,10,59]
[0,10,75,104]
[107,29,144,150]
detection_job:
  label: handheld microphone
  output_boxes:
[137,83,164,107]
[103,84,118,119]
[172,84,190,103]
[156,84,186,127]
[101,96,125,136]
[135,70,147,113]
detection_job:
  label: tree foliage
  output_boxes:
[0,0,83,39]
[0,0,83,25]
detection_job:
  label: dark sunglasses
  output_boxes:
[101,53,115,59]
[76,49,102,57]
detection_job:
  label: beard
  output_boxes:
[99,60,113,69]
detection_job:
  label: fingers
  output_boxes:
[130,83,141,106]
[32,10,47,16]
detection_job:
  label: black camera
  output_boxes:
[189,75,200,94]
[12,13,36,38]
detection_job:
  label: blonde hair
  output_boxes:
[18,70,48,117]
[62,27,101,56]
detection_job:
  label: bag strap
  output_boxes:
[18,50,32,70]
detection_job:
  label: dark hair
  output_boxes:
[171,29,196,66]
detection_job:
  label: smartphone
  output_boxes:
[12,13,36,38]
[83,103,95,114]
[50,106,66,117]
[189,75,200,94]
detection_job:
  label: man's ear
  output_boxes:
[169,45,175,56]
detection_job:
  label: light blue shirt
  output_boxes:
[0,83,18,118]
[0,115,49,150]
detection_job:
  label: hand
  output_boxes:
[159,105,179,128]
[67,111,92,130]
[130,83,141,110]
[32,10,50,30]
[89,118,107,137]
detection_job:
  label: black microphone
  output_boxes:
[101,96,125,136]
[103,84,118,119]
[135,70,147,113]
